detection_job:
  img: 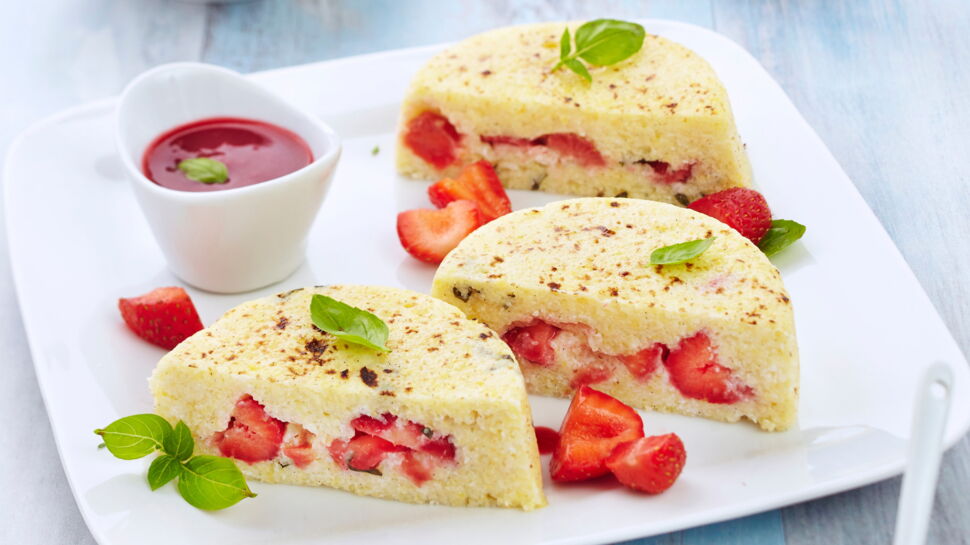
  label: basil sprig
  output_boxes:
[95,414,255,510]
[552,19,646,82]
[758,219,806,257]
[177,157,229,184]
[651,237,716,265]
[310,294,390,352]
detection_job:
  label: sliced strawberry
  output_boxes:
[619,343,667,381]
[282,426,316,468]
[688,187,773,244]
[569,364,613,389]
[645,161,694,184]
[352,413,456,461]
[351,413,397,435]
[400,451,435,486]
[480,135,532,147]
[502,321,561,366]
[397,200,484,264]
[118,286,204,350]
[664,332,754,404]
[550,386,645,482]
[427,160,512,222]
[534,133,605,167]
[403,111,460,169]
[328,433,404,472]
[214,395,287,464]
[606,434,686,494]
[534,426,560,455]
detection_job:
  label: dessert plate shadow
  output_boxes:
[5,19,969,545]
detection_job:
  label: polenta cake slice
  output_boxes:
[397,22,752,206]
[431,198,798,431]
[149,285,545,510]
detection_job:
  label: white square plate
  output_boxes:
[4,20,969,545]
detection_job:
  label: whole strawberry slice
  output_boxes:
[397,200,484,264]
[664,332,754,404]
[118,286,204,350]
[687,187,772,244]
[606,434,686,494]
[550,386,644,482]
[428,160,512,222]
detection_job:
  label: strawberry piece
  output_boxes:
[502,321,561,366]
[534,133,605,167]
[352,413,456,461]
[569,364,613,389]
[397,200,484,264]
[550,386,645,482]
[328,433,404,472]
[645,161,694,184]
[619,343,667,381]
[403,111,460,169]
[214,395,287,464]
[534,426,560,455]
[664,332,754,404]
[351,413,397,435]
[427,160,512,222]
[480,135,532,147]
[606,434,686,494]
[282,427,316,468]
[687,187,773,244]
[400,451,435,486]
[118,286,204,350]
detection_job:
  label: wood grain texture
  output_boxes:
[0,1,968,544]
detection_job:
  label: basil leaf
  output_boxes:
[573,19,645,66]
[563,59,592,82]
[559,27,572,59]
[177,455,256,510]
[651,237,716,265]
[310,294,390,352]
[147,454,182,491]
[163,420,195,462]
[758,219,806,257]
[94,414,172,460]
[177,157,229,184]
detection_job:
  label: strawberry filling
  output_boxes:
[328,413,457,486]
[482,132,605,167]
[213,395,287,464]
[502,320,753,404]
[642,160,694,184]
[404,111,461,169]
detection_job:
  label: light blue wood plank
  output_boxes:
[620,511,784,545]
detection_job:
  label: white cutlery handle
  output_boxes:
[892,362,954,545]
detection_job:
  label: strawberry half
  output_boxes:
[427,160,512,222]
[118,286,204,350]
[502,320,561,366]
[687,187,773,244]
[550,386,645,482]
[214,395,287,464]
[397,200,484,264]
[619,343,667,381]
[403,111,460,169]
[606,434,686,494]
[664,332,754,404]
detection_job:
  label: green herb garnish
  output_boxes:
[95,415,255,510]
[371,145,380,156]
[758,219,806,257]
[310,294,390,352]
[650,237,716,265]
[177,157,229,184]
[552,19,646,82]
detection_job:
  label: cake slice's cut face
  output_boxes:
[431,198,799,431]
[150,285,545,510]
[396,23,752,206]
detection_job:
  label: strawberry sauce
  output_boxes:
[142,117,313,192]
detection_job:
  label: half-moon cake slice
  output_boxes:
[431,198,798,431]
[149,285,545,510]
[396,22,751,206]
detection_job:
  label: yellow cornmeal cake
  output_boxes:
[149,285,545,510]
[397,22,751,206]
[431,198,798,431]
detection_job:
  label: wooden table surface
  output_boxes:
[1,1,968,544]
